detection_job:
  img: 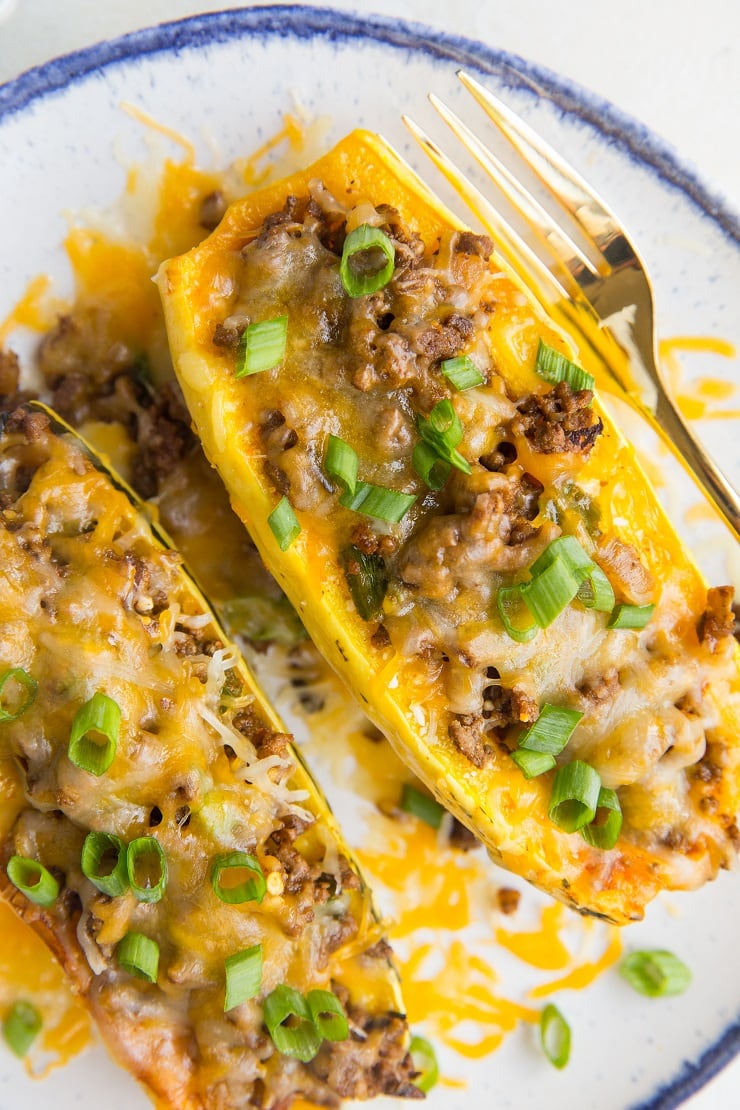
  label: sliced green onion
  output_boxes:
[340,224,395,297]
[558,480,601,532]
[224,944,263,1011]
[400,783,444,830]
[576,564,616,612]
[427,398,462,440]
[519,704,583,755]
[341,545,389,621]
[126,837,167,904]
[412,441,451,491]
[496,585,539,643]
[221,596,307,646]
[263,984,322,1062]
[325,434,358,495]
[416,400,472,476]
[133,351,153,391]
[211,851,266,905]
[7,856,59,907]
[548,761,602,833]
[0,668,38,722]
[117,931,159,983]
[67,692,121,777]
[530,536,614,613]
[81,831,129,897]
[619,950,691,997]
[520,555,581,628]
[510,748,556,779]
[235,316,288,377]
[581,787,623,850]
[268,496,300,551]
[3,1001,42,1057]
[306,989,349,1042]
[608,603,656,630]
[535,339,594,392]
[339,481,415,523]
[441,355,485,391]
[540,1003,571,1069]
[409,1034,439,1093]
[499,535,614,640]
[529,535,593,578]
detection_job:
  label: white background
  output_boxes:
[0,2,738,1108]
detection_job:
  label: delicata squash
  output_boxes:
[158,131,740,925]
[0,406,419,1109]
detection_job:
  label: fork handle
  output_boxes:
[648,388,740,542]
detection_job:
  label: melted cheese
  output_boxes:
[0,901,92,1076]
[528,927,623,999]
[0,275,63,345]
[658,335,740,420]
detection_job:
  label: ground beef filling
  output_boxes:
[449,683,539,766]
[230,192,495,428]
[0,348,35,411]
[221,191,617,773]
[511,380,603,454]
[28,307,198,498]
[699,585,736,651]
[449,714,492,768]
[313,985,422,1101]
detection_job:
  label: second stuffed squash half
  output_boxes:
[0,404,415,1109]
[158,130,740,925]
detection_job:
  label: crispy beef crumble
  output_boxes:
[0,348,36,411]
[311,983,421,1101]
[449,714,492,768]
[512,380,603,454]
[577,668,621,705]
[448,818,481,851]
[482,685,539,728]
[699,585,735,652]
[497,888,521,915]
[398,470,552,601]
[199,189,227,231]
[132,383,196,499]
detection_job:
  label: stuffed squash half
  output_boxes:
[158,131,740,925]
[0,406,419,1108]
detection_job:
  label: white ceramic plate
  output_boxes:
[0,7,738,1110]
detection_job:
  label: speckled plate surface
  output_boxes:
[0,7,738,1110]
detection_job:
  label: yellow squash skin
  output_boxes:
[158,131,740,925]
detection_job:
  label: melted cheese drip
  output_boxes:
[240,113,308,187]
[528,927,623,999]
[0,275,63,344]
[0,901,92,1076]
[495,903,571,970]
[400,941,540,1060]
[658,335,740,420]
[358,821,477,937]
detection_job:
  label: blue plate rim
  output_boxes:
[0,5,738,1108]
[0,3,738,244]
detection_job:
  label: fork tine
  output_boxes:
[458,70,619,257]
[428,92,599,289]
[401,115,570,310]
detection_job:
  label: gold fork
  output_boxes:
[403,71,740,541]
